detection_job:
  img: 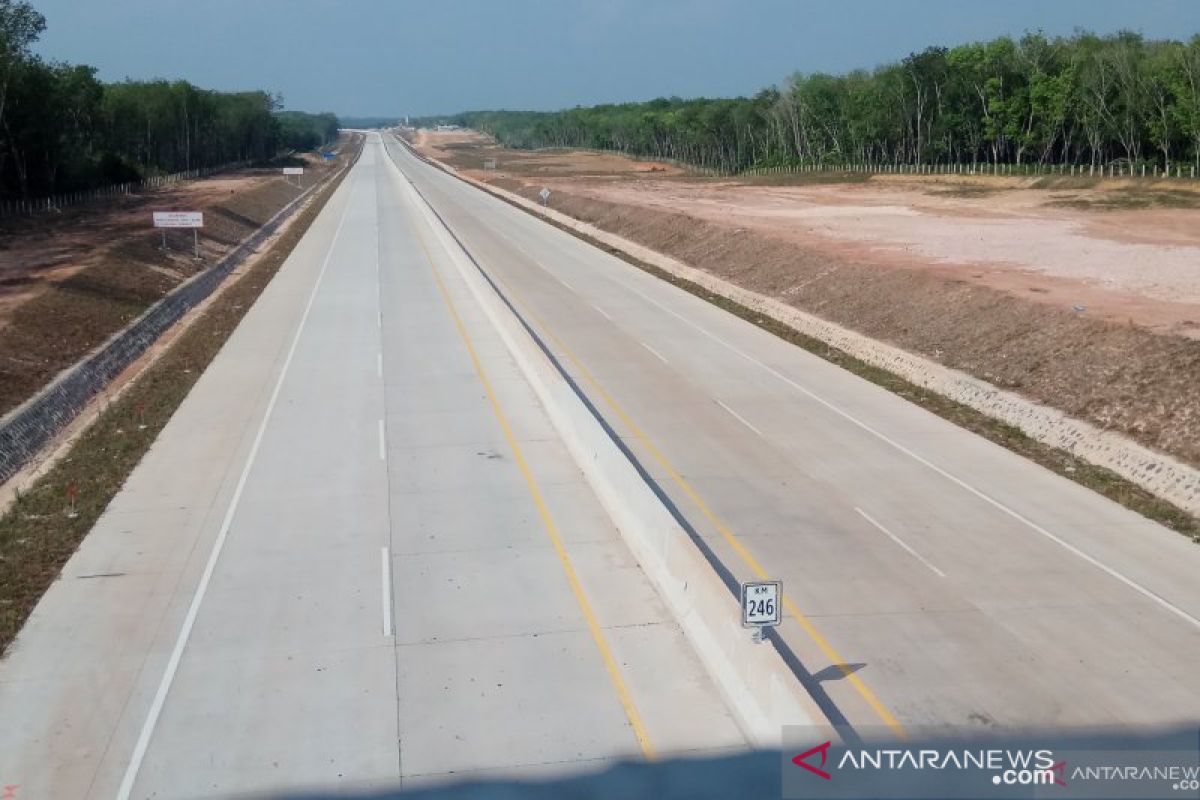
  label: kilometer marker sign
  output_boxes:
[741,580,781,643]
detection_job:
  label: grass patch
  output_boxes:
[927,184,1008,198]
[1030,176,1104,190]
[1046,188,1200,211]
[731,171,873,187]
[0,141,360,654]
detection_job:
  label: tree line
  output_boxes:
[0,0,339,200]
[437,31,1200,174]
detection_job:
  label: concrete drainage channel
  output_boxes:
[0,162,351,488]
[383,141,832,746]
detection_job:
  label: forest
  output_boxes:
[0,0,339,200]
[440,31,1200,174]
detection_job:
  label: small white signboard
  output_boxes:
[741,580,782,632]
[152,211,203,228]
[283,167,304,175]
[538,187,551,204]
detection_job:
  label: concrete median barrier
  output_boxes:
[384,142,830,747]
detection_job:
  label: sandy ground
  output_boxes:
[418,130,1200,339]
[558,179,1200,337]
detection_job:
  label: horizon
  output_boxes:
[26,0,1200,118]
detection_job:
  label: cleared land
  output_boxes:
[0,151,339,416]
[414,130,1200,470]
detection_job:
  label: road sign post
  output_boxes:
[538,187,551,206]
[152,211,204,258]
[283,166,304,188]
[741,580,782,643]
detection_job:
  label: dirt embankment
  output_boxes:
[0,150,341,416]
[0,138,362,653]
[414,130,1200,470]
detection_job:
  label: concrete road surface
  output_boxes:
[0,135,745,799]
[5,125,1200,798]
[380,132,1200,736]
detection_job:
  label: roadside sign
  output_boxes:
[538,187,551,205]
[152,211,203,258]
[483,159,497,170]
[321,151,335,160]
[152,211,203,228]
[741,580,781,642]
[283,167,304,175]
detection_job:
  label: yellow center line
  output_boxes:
[402,206,657,760]
[484,266,908,740]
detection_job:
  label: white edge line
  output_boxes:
[855,507,946,578]
[715,399,763,438]
[619,280,1200,631]
[381,546,392,636]
[378,418,386,461]
[639,341,669,365]
[115,171,355,800]
[490,227,575,295]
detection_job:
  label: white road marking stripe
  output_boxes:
[715,399,763,438]
[376,309,382,329]
[381,547,392,636]
[855,507,946,578]
[115,176,356,800]
[377,352,383,378]
[590,302,612,321]
[621,281,1200,631]
[494,233,573,295]
[640,341,669,364]
[378,418,386,461]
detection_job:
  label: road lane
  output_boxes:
[0,134,745,799]
[121,139,399,799]
[385,132,1200,732]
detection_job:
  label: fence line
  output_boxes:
[518,144,1200,181]
[739,161,1200,180]
[0,160,253,219]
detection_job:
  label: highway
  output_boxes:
[0,135,744,798]
[3,129,1200,798]
[379,132,1200,732]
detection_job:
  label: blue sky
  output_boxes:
[29,0,1200,116]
